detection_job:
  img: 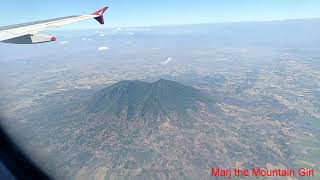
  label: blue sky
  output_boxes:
[0,0,319,29]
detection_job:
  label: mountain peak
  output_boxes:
[154,78,169,84]
[87,79,211,122]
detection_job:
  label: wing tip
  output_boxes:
[92,7,109,25]
[92,7,109,16]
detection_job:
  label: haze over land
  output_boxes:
[0,19,319,179]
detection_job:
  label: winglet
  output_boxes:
[92,7,109,24]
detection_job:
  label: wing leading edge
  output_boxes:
[0,7,108,44]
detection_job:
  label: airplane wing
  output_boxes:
[0,7,108,44]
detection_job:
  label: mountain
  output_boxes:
[87,79,212,126]
[11,79,296,180]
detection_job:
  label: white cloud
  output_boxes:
[59,41,69,44]
[98,46,110,51]
[95,30,104,34]
[82,37,92,41]
[111,28,123,33]
[161,57,173,65]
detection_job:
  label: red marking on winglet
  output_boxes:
[51,37,56,41]
[92,7,108,16]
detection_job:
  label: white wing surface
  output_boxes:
[0,7,108,44]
